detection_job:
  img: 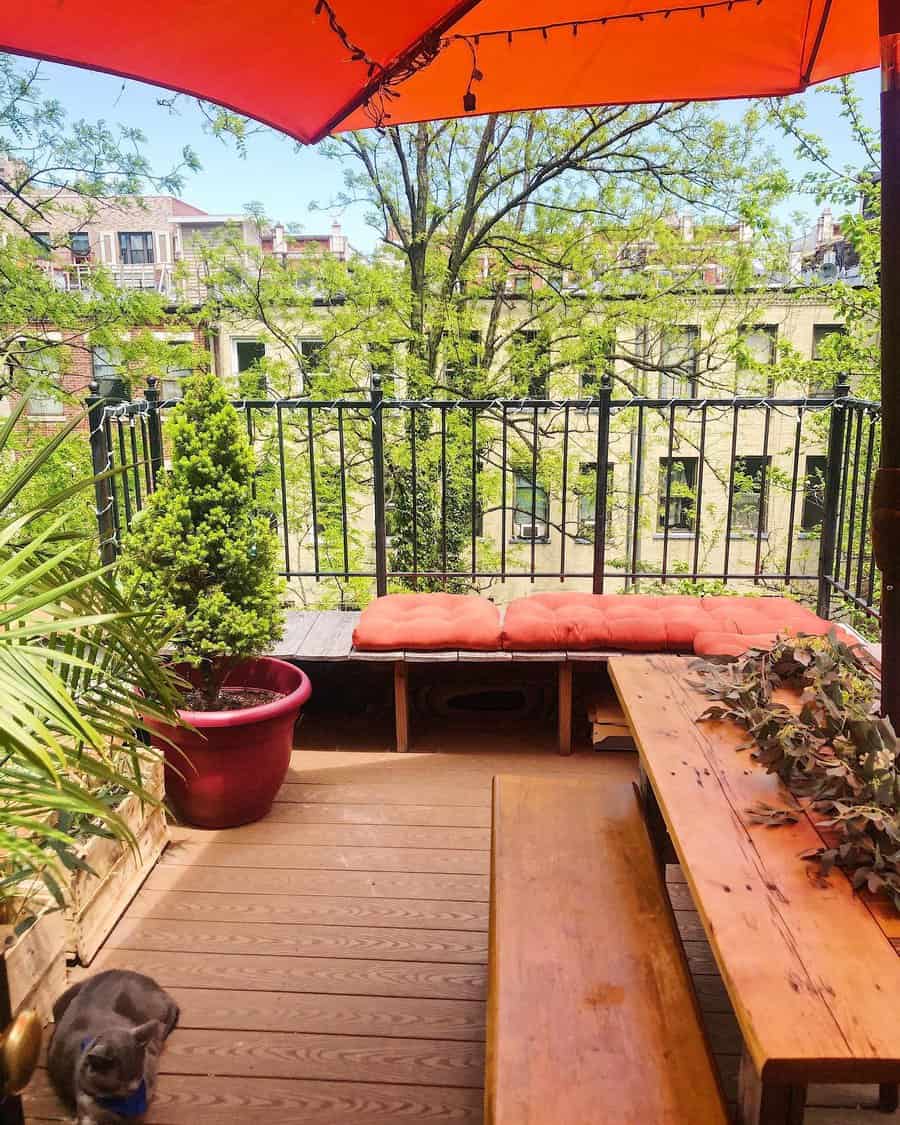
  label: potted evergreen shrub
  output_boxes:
[121,372,310,828]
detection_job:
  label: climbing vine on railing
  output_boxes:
[693,635,900,912]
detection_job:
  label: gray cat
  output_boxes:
[48,970,179,1124]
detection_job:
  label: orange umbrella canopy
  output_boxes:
[0,0,879,144]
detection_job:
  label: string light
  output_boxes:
[312,0,765,123]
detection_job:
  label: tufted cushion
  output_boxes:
[501,593,843,653]
[692,631,780,658]
[352,592,502,651]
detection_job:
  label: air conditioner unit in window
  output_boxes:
[516,522,548,540]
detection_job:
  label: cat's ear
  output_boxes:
[132,1021,160,1047]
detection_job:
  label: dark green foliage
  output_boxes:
[121,373,285,704]
[694,635,900,911]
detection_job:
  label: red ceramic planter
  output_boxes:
[150,656,312,829]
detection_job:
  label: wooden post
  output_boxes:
[875,2,900,730]
[557,662,573,755]
[737,1050,805,1125]
[393,660,409,753]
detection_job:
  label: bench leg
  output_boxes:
[739,1050,806,1125]
[557,662,573,755]
[879,1084,899,1113]
[393,661,409,753]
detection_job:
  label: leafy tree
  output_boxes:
[120,372,285,706]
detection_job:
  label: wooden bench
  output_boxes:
[274,610,620,754]
[486,775,728,1124]
[611,654,900,1125]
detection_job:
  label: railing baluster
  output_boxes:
[857,412,877,601]
[471,406,478,582]
[307,405,320,582]
[660,403,676,584]
[691,403,707,583]
[530,406,539,583]
[784,407,803,583]
[722,403,740,580]
[753,404,771,581]
[560,403,570,583]
[338,406,350,581]
[441,405,448,582]
[410,407,419,590]
[630,404,645,589]
[500,405,508,581]
[844,405,863,591]
[277,403,291,575]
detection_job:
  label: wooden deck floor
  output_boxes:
[23,715,900,1124]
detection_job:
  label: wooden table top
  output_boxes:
[610,653,900,1086]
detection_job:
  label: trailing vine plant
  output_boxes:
[693,634,900,912]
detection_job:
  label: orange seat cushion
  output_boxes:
[352,593,502,651]
[501,593,842,653]
[692,631,781,658]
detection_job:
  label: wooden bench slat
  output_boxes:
[486,776,727,1124]
[610,654,900,1086]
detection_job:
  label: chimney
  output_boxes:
[329,219,346,258]
[816,206,834,247]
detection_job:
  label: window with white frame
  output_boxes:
[576,462,615,542]
[513,473,550,540]
[24,350,64,419]
[657,457,697,532]
[233,339,266,395]
[732,455,770,534]
[161,341,192,401]
[737,324,777,390]
[118,232,154,265]
[659,326,699,397]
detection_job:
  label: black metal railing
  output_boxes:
[87,375,882,625]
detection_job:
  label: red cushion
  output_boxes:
[501,593,843,653]
[352,593,502,651]
[693,631,780,657]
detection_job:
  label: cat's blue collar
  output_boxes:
[80,1038,148,1117]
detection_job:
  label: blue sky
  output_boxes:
[29,58,881,253]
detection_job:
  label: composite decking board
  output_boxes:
[105,918,489,963]
[131,1027,486,1087]
[84,948,489,1001]
[168,820,491,850]
[611,653,900,1086]
[126,890,490,931]
[144,864,490,903]
[136,987,487,1041]
[262,800,493,827]
[25,1072,484,1125]
[159,841,491,875]
[275,782,494,807]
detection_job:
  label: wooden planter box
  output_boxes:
[66,759,168,965]
[1,909,68,1026]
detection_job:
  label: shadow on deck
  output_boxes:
[23,710,900,1124]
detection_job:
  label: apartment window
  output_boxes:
[659,326,699,397]
[657,457,697,532]
[809,324,847,397]
[444,330,481,384]
[235,339,265,373]
[576,462,615,542]
[512,330,550,399]
[70,231,91,260]
[92,346,128,399]
[299,339,325,371]
[737,324,777,388]
[161,342,192,402]
[801,455,827,532]
[31,231,52,257]
[24,351,63,418]
[732,456,770,534]
[118,231,155,265]
[234,339,266,396]
[513,473,549,540]
[511,274,531,295]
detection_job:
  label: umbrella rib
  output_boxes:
[801,0,835,85]
[313,0,484,141]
